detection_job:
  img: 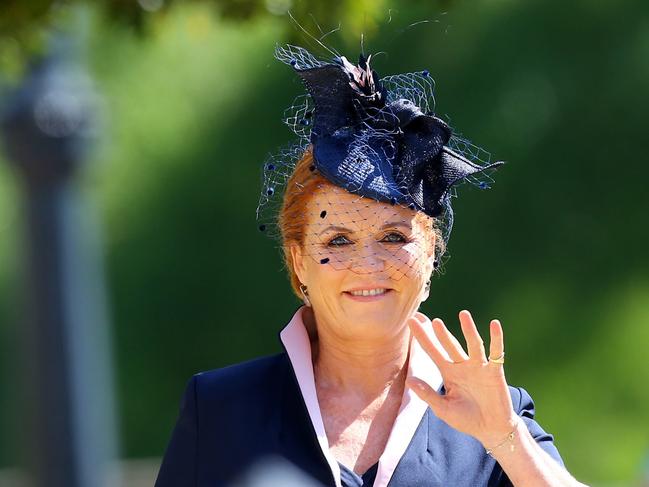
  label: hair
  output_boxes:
[279,145,445,299]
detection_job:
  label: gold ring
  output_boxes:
[488,352,505,364]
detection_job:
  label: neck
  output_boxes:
[305,308,411,400]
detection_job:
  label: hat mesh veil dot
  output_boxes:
[256,44,504,281]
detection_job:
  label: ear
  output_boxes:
[427,229,437,259]
[421,254,435,303]
[424,231,436,273]
[427,253,436,274]
[289,243,308,285]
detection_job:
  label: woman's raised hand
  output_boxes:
[406,310,520,448]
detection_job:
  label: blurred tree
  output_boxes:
[1,0,648,484]
[0,0,450,81]
[0,0,432,32]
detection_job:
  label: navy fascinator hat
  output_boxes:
[257,44,504,274]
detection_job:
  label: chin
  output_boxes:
[341,308,403,333]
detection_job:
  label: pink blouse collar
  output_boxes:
[279,305,444,487]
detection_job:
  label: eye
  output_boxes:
[327,234,352,246]
[381,232,409,244]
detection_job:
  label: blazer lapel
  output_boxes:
[275,358,337,486]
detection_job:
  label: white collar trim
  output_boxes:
[279,306,444,487]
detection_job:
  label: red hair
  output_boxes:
[278,145,444,299]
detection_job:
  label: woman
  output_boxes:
[155,44,587,486]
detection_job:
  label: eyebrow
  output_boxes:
[318,221,412,236]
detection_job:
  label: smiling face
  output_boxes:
[289,182,436,341]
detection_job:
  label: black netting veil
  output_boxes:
[256,43,504,283]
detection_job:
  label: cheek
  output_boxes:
[304,256,345,290]
[387,241,430,280]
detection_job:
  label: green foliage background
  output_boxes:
[1,0,648,485]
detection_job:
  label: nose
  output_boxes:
[348,238,388,275]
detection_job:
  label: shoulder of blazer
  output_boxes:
[191,352,291,405]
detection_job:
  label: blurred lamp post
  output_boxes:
[0,23,118,487]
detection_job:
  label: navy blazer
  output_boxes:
[154,352,564,487]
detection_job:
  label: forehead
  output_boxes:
[306,183,419,229]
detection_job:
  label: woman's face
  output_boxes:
[290,184,436,341]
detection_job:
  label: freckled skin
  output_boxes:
[289,185,436,474]
[317,365,406,474]
[290,185,435,343]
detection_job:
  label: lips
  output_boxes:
[343,287,394,301]
[347,288,389,297]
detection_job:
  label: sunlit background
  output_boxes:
[1,0,648,486]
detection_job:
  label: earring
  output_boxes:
[299,284,312,307]
[422,279,431,302]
